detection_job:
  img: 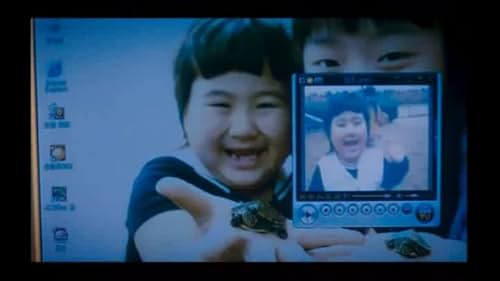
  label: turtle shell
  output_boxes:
[231,200,287,239]
[385,230,431,258]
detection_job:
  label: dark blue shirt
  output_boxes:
[125,156,292,262]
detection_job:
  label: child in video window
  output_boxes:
[309,91,409,191]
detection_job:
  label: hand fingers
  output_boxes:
[382,141,395,161]
[244,237,277,262]
[413,232,467,262]
[276,241,313,262]
[383,141,406,162]
[156,177,222,225]
[366,228,377,235]
[199,234,247,262]
[289,225,365,250]
[307,245,355,261]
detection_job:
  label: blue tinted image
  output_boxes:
[33,18,466,262]
[304,85,430,192]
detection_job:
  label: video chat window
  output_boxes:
[292,73,441,228]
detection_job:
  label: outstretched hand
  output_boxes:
[156,177,364,262]
[307,229,467,262]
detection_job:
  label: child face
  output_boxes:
[330,111,368,164]
[183,65,290,191]
[302,19,444,73]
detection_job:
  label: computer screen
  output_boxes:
[31,18,466,262]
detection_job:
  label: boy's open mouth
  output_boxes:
[342,139,360,147]
[224,147,267,168]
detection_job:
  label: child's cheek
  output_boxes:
[195,109,229,134]
[331,127,344,142]
[256,111,290,137]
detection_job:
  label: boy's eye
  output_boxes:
[352,119,362,126]
[313,59,340,68]
[257,102,279,109]
[377,51,415,63]
[209,103,230,108]
[335,122,346,128]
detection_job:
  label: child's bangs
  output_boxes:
[323,93,371,136]
[192,19,294,82]
[328,93,368,116]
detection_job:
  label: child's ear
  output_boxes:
[180,124,188,144]
[179,127,189,147]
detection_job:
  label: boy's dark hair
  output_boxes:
[292,18,441,69]
[323,92,371,148]
[174,18,297,127]
[378,99,399,122]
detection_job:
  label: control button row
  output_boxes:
[298,203,433,224]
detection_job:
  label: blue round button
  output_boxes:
[401,203,413,215]
[416,203,434,224]
[300,204,318,224]
[388,203,400,215]
[334,204,346,216]
[320,204,332,216]
[361,204,372,215]
[347,204,359,215]
[374,203,386,215]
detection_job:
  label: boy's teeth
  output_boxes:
[230,152,258,160]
